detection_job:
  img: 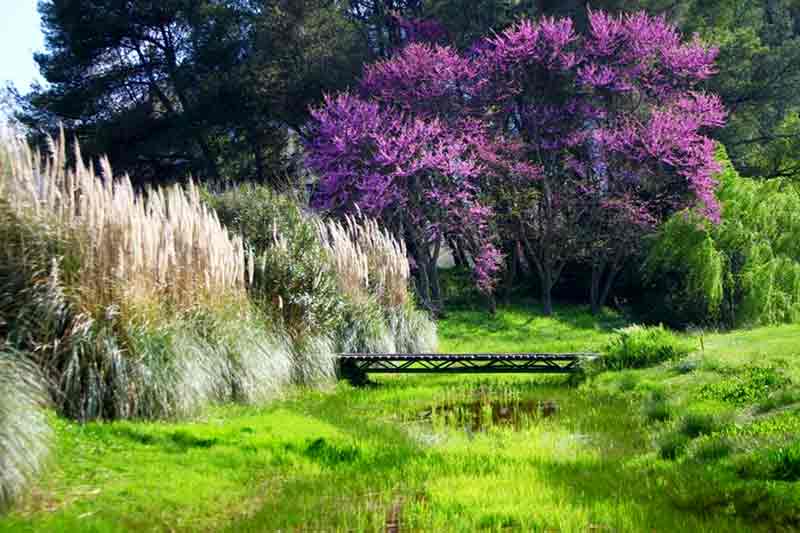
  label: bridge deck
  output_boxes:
[337,353,597,374]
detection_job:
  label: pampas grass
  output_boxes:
[336,301,397,354]
[317,215,409,308]
[0,130,299,421]
[1,128,248,320]
[386,303,438,354]
[318,215,440,354]
[0,351,51,510]
[290,334,337,386]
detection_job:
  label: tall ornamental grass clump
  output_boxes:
[0,351,51,510]
[0,131,294,420]
[317,215,437,354]
[647,147,800,327]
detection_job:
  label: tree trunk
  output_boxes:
[520,234,556,316]
[502,240,519,302]
[428,237,442,312]
[590,262,603,315]
[590,261,621,314]
[542,274,554,316]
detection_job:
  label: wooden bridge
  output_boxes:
[336,353,597,378]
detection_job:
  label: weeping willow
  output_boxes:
[647,148,800,327]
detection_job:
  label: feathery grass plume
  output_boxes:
[317,214,410,308]
[316,217,370,304]
[0,128,248,320]
[0,350,51,511]
[316,215,441,354]
[0,128,283,421]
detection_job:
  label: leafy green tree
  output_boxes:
[19,0,365,185]
[676,0,800,181]
[647,147,800,327]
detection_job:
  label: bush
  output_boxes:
[603,325,693,370]
[0,351,51,510]
[205,185,344,339]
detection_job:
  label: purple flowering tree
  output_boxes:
[305,47,504,308]
[476,9,725,314]
[306,9,725,314]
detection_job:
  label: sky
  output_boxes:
[1,0,46,93]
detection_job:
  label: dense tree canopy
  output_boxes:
[306,8,725,313]
[14,0,800,317]
[18,0,366,184]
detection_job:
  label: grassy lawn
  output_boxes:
[3,305,800,532]
[437,303,627,353]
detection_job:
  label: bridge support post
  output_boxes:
[337,358,369,385]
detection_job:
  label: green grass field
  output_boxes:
[2,305,800,532]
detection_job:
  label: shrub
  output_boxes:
[603,325,692,370]
[205,185,344,339]
[0,351,51,510]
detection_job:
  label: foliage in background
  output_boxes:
[647,147,800,327]
[19,0,367,185]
